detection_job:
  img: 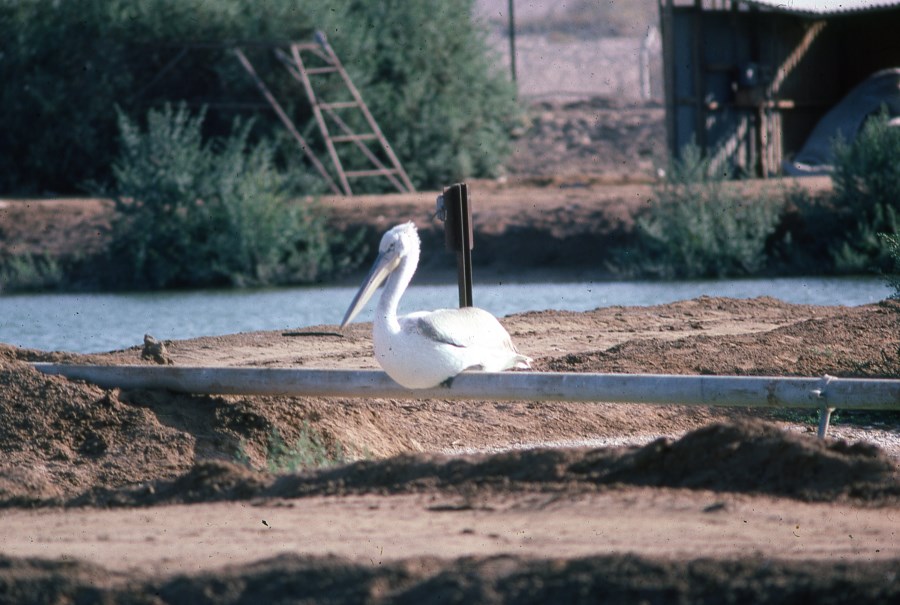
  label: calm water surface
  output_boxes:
[0,276,891,353]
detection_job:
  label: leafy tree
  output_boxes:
[314,0,518,188]
[0,0,517,194]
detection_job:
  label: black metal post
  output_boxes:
[437,183,474,308]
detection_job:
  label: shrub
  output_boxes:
[829,109,900,273]
[106,103,338,289]
[764,183,846,276]
[627,144,782,278]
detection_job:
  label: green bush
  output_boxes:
[627,144,782,278]
[106,103,338,289]
[829,109,900,273]
[762,184,846,276]
[0,0,517,194]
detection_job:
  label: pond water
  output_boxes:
[0,276,891,354]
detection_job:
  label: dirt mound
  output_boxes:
[604,421,898,500]
[0,352,194,505]
[541,299,900,377]
[0,348,420,506]
[2,551,898,605]
[279,419,898,502]
[64,420,899,508]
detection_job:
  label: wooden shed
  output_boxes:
[658,0,900,177]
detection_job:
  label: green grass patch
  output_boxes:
[237,425,348,474]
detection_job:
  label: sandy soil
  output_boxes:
[2,293,900,603]
[1,94,898,603]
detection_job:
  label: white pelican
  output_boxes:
[341,222,532,389]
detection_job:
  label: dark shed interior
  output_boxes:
[659,0,900,176]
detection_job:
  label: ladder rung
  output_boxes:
[320,101,360,110]
[345,169,400,178]
[330,133,377,143]
[307,67,338,75]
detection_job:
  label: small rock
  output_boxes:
[142,334,173,365]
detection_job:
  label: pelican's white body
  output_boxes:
[342,222,531,389]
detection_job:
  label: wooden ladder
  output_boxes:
[276,32,415,195]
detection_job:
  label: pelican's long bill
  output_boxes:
[341,250,401,327]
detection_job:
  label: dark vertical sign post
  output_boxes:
[437,183,474,308]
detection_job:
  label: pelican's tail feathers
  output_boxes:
[512,354,533,370]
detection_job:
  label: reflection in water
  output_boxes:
[0,276,890,353]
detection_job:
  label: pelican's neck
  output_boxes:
[376,247,419,332]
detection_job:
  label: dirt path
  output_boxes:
[3,488,897,578]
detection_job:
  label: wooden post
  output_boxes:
[659,0,677,159]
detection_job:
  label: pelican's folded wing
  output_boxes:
[414,307,519,352]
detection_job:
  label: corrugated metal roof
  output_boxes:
[742,0,900,15]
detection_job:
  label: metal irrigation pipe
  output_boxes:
[32,364,900,438]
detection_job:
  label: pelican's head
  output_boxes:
[376,221,420,260]
[341,222,420,327]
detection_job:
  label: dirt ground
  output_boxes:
[2,294,900,603]
[2,99,900,602]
